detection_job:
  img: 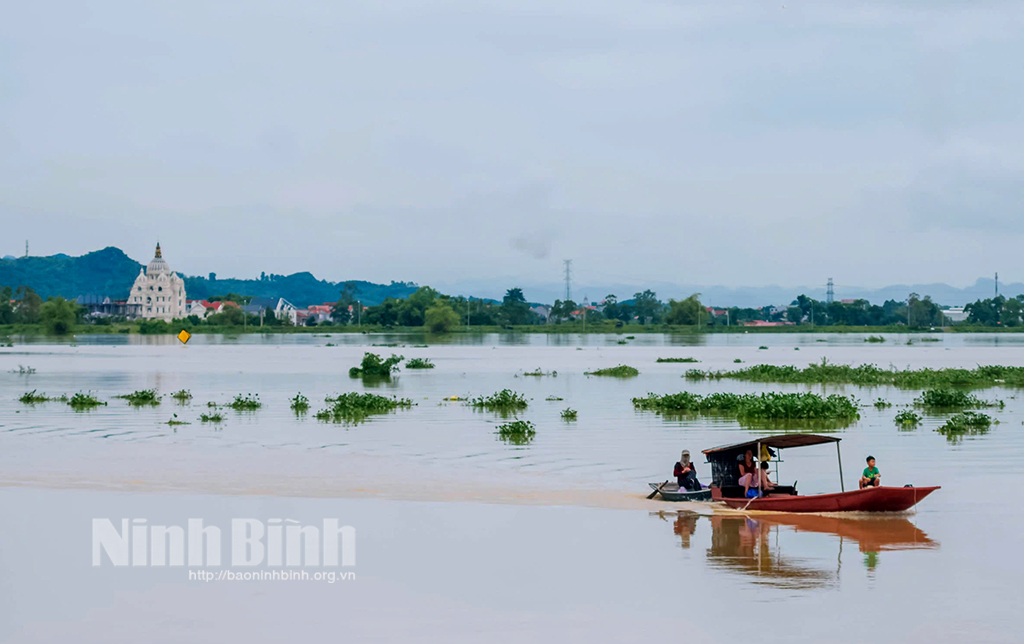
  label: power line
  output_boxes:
[563,259,572,302]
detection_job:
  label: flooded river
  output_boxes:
[1,333,1020,642]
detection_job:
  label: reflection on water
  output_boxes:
[656,511,937,589]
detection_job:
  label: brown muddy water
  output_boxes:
[0,333,1021,642]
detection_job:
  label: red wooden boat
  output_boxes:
[702,434,939,513]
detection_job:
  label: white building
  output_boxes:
[129,243,188,321]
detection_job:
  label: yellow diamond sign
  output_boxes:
[177,329,191,344]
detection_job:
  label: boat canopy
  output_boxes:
[703,434,840,457]
[702,434,841,489]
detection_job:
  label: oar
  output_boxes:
[647,480,670,500]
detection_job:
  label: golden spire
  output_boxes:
[155,242,162,259]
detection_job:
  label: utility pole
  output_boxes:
[582,295,588,333]
[826,278,834,304]
[563,260,573,302]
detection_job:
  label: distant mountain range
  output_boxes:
[0,247,1015,308]
[0,247,419,307]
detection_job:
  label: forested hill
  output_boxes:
[0,247,419,307]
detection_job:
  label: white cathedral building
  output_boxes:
[129,243,188,321]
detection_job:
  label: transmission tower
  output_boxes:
[995,272,999,297]
[563,260,573,302]
[25,240,28,258]
[826,277,834,304]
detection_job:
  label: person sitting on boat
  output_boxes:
[737,449,757,496]
[860,456,881,489]
[674,450,702,491]
[757,461,777,495]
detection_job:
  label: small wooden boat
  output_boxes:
[648,482,712,502]
[702,434,939,514]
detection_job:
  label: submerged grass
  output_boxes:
[632,391,860,421]
[685,359,1024,389]
[405,358,435,369]
[914,389,1003,409]
[937,412,992,442]
[315,392,413,423]
[469,389,529,413]
[585,365,639,377]
[117,389,161,406]
[200,412,224,423]
[521,368,556,376]
[495,419,536,445]
[165,414,190,426]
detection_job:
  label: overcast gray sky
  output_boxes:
[2,1,1023,292]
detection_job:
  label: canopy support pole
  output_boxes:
[836,441,845,492]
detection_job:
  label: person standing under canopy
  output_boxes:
[674,450,703,491]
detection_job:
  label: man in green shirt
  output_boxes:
[860,455,881,489]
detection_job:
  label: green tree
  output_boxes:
[665,294,703,325]
[1002,297,1024,327]
[39,297,78,335]
[501,288,531,325]
[0,286,13,324]
[332,282,357,325]
[207,306,245,326]
[397,286,438,326]
[15,286,42,323]
[425,302,460,333]
[632,290,662,324]
[549,299,578,324]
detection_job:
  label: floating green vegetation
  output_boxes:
[873,398,892,409]
[349,352,403,379]
[585,365,639,377]
[469,389,529,413]
[68,392,106,409]
[894,410,921,427]
[758,346,768,350]
[937,412,992,442]
[19,390,63,404]
[560,407,578,421]
[656,357,700,363]
[314,392,413,423]
[200,412,224,423]
[412,344,429,348]
[326,343,336,347]
[371,342,402,347]
[865,335,885,343]
[496,419,536,445]
[227,394,262,411]
[688,359,1024,389]
[913,389,1003,409]
[684,369,707,380]
[545,395,564,401]
[734,359,743,363]
[625,335,636,340]
[165,414,190,426]
[616,340,627,345]
[521,368,556,376]
[117,389,161,406]
[170,389,192,402]
[290,393,310,413]
[632,391,860,421]
[406,358,435,369]
[206,401,218,408]
[921,337,941,342]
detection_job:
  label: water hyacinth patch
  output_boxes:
[19,390,63,404]
[200,412,224,423]
[656,357,699,363]
[874,398,892,409]
[894,410,922,427]
[314,392,413,423]
[171,389,192,402]
[290,393,310,413]
[521,368,556,377]
[227,394,262,411]
[68,392,106,409]
[117,389,161,406]
[585,365,639,377]
[561,408,578,421]
[405,358,435,369]
[469,389,529,413]
[632,391,860,421]
[913,389,1003,409]
[937,412,992,442]
[349,353,404,379]
[545,395,564,401]
[496,419,536,445]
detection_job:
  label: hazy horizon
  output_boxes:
[3,2,1023,290]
